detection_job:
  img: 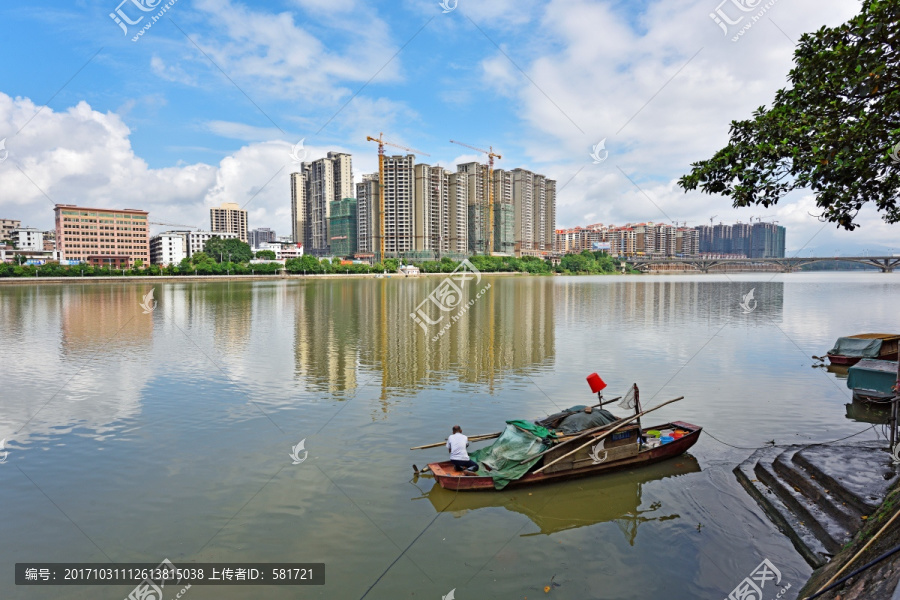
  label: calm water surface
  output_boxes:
[1,273,897,600]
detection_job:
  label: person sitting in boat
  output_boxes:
[447,425,479,473]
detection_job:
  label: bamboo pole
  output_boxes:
[808,504,900,599]
[533,396,684,474]
[410,398,619,451]
[409,432,500,451]
[514,416,632,466]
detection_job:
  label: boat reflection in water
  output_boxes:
[419,454,700,544]
[845,401,891,425]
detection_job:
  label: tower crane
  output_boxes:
[365,133,430,262]
[450,140,501,255]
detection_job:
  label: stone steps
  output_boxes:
[734,442,898,568]
[753,451,852,555]
[734,446,830,568]
[733,441,896,569]
[772,452,860,531]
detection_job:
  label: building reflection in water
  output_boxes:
[556,279,785,328]
[0,284,154,446]
[292,277,556,408]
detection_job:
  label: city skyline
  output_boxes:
[0,1,890,256]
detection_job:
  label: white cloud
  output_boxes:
[206,120,286,142]
[167,0,401,106]
[150,56,197,86]
[478,0,893,251]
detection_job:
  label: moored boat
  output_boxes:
[846,358,899,403]
[429,421,702,491]
[417,376,700,492]
[826,333,900,365]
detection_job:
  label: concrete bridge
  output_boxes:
[622,255,900,273]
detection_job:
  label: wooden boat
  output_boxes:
[428,420,702,491]
[847,359,898,403]
[827,333,900,366]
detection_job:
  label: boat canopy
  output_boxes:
[829,337,884,358]
[847,359,898,395]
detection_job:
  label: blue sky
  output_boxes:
[1,0,894,253]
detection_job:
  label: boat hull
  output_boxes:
[828,352,898,366]
[429,421,702,491]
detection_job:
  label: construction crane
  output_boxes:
[150,221,199,229]
[709,215,717,227]
[450,140,501,255]
[365,133,430,262]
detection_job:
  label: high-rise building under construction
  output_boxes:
[290,152,353,255]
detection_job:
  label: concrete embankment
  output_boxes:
[734,440,900,598]
[796,477,900,599]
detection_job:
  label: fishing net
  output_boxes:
[469,424,550,490]
[619,385,637,410]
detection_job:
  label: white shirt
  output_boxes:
[446,432,470,460]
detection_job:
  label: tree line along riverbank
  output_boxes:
[0,250,638,278]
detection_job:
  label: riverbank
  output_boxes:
[798,476,900,599]
[0,271,536,285]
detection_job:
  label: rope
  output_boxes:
[702,429,763,450]
[702,424,876,451]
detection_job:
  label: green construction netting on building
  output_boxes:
[469,424,551,490]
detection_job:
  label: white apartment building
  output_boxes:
[150,231,187,265]
[185,230,238,258]
[10,226,44,251]
[257,241,304,260]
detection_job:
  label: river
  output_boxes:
[1,272,896,599]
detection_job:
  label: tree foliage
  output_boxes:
[557,250,617,274]
[679,0,900,230]
[203,237,253,262]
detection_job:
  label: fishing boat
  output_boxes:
[826,333,900,366]
[427,420,701,491]
[414,374,701,492]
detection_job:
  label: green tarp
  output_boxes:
[469,424,549,490]
[847,359,898,396]
[505,420,556,440]
[467,411,620,490]
[829,337,883,358]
